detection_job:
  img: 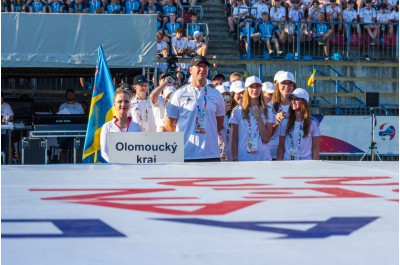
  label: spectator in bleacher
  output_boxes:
[258,12,284,56]
[69,0,89,12]
[1,94,14,163]
[105,0,123,13]
[129,75,157,132]
[343,0,361,37]
[230,76,273,162]
[11,0,27,12]
[161,0,181,28]
[325,0,343,31]
[228,0,249,34]
[389,1,398,34]
[2,0,7,12]
[359,0,378,45]
[164,12,182,43]
[387,0,397,11]
[48,0,65,12]
[251,0,270,20]
[377,3,391,39]
[165,55,225,162]
[28,0,46,12]
[125,0,141,13]
[157,31,169,57]
[171,28,187,57]
[312,12,332,60]
[277,88,321,160]
[158,47,169,74]
[215,84,232,161]
[100,88,141,162]
[270,0,287,43]
[187,30,208,57]
[88,0,103,13]
[308,0,324,22]
[286,0,307,43]
[144,0,159,13]
[187,12,201,40]
[240,17,261,54]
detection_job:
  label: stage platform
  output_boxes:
[2,161,399,265]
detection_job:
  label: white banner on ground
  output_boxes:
[108,132,184,163]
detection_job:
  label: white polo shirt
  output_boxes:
[229,105,274,161]
[151,96,167,132]
[58,102,84,114]
[166,84,225,160]
[359,7,377,23]
[267,103,290,160]
[270,6,286,21]
[130,98,157,132]
[343,8,358,22]
[100,117,141,162]
[279,117,321,160]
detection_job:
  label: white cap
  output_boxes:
[275,71,296,84]
[291,88,309,102]
[193,30,203,38]
[222,81,231,87]
[273,70,285,82]
[244,76,262,87]
[207,79,213,85]
[163,86,176,98]
[216,85,230,94]
[262,82,275,93]
[230,80,245,94]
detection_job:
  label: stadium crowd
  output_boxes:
[102,55,320,162]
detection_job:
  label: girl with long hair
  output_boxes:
[277,88,320,160]
[100,88,141,162]
[230,76,274,161]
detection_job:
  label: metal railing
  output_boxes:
[239,19,399,61]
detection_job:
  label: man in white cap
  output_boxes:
[187,30,208,57]
[165,55,225,162]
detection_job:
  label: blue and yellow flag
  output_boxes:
[82,46,116,163]
[307,69,316,88]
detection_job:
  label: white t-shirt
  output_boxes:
[152,96,167,132]
[267,103,290,160]
[1,102,14,134]
[166,84,225,160]
[377,10,391,23]
[343,8,358,22]
[129,98,157,132]
[389,10,399,21]
[100,117,142,162]
[288,7,304,21]
[251,3,269,19]
[270,6,286,21]
[157,41,168,53]
[325,4,342,20]
[308,6,325,21]
[279,117,321,160]
[58,102,84,114]
[171,37,187,55]
[359,7,377,23]
[232,4,249,19]
[229,105,274,161]
[218,115,232,161]
[187,40,205,54]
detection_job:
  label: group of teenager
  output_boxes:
[100,55,321,162]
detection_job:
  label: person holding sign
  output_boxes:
[277,88,320,160]
[100,88,141,162]
[165,55,225,162]
[230,76,274,162]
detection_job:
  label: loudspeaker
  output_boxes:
[365,92,379,107]
[21,137,48,164]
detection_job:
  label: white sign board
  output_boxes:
[108,132,184,164]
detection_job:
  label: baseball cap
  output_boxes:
[193,30,203,38]
[190,55,210,67]
[244,76,262,87]
[290,88,309,103]
[365,0,372,3]
[134,75,148,85]
[273,70,285,82]
[163,86,176,97]
[222,81,231,87]
[262,82,275,93]
[275,71,296,84]
[216,85,230,94]
[347,0,355,3]
[230,81,245,93]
